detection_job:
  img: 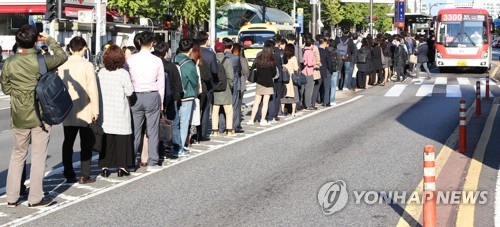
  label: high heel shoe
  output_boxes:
[117,168,130,177]
[100,168,109,178]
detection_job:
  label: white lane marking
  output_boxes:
[411,77,424,85]
[457,77,470,85]
[0,107,10,110]
[435,77,447,85]
[384,84,407,97]
[495,163,500,227]
[48,192,79,201]
[480,78,497,86]
[243,92,255,98]
[446,85,462,98]
[3,95,365,227]
[416,84,434,97]
[480,85,495,98]
[0,212,7,217]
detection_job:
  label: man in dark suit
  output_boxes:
[314,38,332,107]
[266,36,284,121]
[197,31,218,141]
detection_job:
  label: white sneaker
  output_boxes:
[260,120,271,126]
[246,120,254,125]
[330,102,337,106]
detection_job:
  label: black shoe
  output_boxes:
[235,129,245,133]
[28,197,54,208]
[117,168,130,177]
[7,200,20,208]
[65,178,78,183]
[325,104,331,107]
[199,137,211,142]
[100,169,110,178]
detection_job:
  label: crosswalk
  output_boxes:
[0,91,9,101]
[384,77,496,98]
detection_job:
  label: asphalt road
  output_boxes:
[1,67,497,225]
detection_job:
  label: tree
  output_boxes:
[107,0,168,18]
[373,4,393,33]
[323,0,344,27]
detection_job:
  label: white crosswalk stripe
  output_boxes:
[383,77,497,98]
[0,91,9,100]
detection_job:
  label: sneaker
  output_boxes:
[28,197,54,208]
[246,120,255,125]
[7,200,20,208]
[212,131,219,136]
[178,150,191,157]
[330,102,337,106]
[260,120,271,126]
[227,131,236,136]
[183,146,191,151]
[147,165,163,171]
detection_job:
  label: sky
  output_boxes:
[423,0,471,15]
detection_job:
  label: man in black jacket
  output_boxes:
[266,37,284,121]
[314,38,333,107]
[197,31,217,140]
[393,36,406,82]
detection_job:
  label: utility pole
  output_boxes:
[311,0,317,35]
[369,0,373,36]
[210,0,215,50]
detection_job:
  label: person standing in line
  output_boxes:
[196,31,217,141]
[97,45,135,178]
[267,37,285,121]
[427,35,436,66]
[221,38,242,132]
[1,25,67,208]
[326,39,342,105]
[337,31,356,91]
[173,39,199,157]
[123,46,137,59]
[213,42,234,136]
[370,39,383,85]
[380,38,390,86]
[126,31,165,170]
[415,36,432,80]
[356,39,371,89]
[232,43,249,131]
[393,36,406,83]
[281,44,299,116]
[302,38,316,110]
[313,38,332,108]
[57,36,99,184]
[247,46,276,126]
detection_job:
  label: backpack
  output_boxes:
[213,57,229,92]
[337,38,350,57]
[34,55,73,130]
[328,47,340,71]
[356,48,368,64]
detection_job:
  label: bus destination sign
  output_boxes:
[441,14,486,22]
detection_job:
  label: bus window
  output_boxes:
[238,31,275,48]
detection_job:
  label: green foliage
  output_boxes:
[323,0,344,26]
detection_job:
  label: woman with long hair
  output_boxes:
[247,46,276,126]
[281,44,299,117]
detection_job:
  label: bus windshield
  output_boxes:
[438,21,487,47]
[239,31,275,48]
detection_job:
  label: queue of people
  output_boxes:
[1,24,436,209]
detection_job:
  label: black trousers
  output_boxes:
[200,91,212,138]
[63,126,94,179]
[357,71,367,88]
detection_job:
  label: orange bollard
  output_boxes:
[485,76,490,100]
[459,100,467,153]
[476,81,481,117]
[423,145,436,227]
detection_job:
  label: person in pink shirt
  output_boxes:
[301,38,316,110]
[126,31,165,171]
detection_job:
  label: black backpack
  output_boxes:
[213,57,228,92]
[356,48,368,64]
[35,55,73,130]
[328,47,340,71]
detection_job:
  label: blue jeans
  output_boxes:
[343,62,353,90]
[330,71,339,104]
[179,100,194,150]
[171,101,182,151]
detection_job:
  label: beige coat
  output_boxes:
[57,55,99,127]
[284,56,299,97]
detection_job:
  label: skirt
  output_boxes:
[281,86,299,104]
[99,134,135,168]
[256,84,274,95]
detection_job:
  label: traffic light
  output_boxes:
[45,0,64,21]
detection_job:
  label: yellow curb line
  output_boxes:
[456,97,499,227]
[396,99,478,227]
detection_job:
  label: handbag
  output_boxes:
[356,49,367,63]
[247,62,256,83]
[409,54,418,64]
[89,121,104,152]
[159,114,173,141]
[292,71,307,86]
[282,67,290,83]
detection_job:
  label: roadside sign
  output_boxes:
[297,8,304,33]
[395,0,405,27]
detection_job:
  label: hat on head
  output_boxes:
[214,42,225,52]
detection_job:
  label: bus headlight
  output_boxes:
[436,51,442,59]
[482,51,488,59]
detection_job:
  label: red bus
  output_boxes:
[435,7,492,73]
